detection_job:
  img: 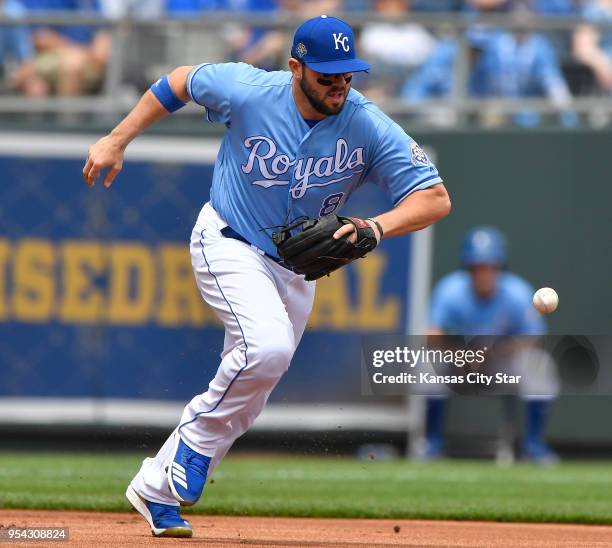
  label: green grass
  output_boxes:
[1,452,612,524]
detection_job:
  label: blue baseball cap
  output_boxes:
[291,15,370,74]
[461,227,508,267]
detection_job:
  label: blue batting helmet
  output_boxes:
[461,226,507,267]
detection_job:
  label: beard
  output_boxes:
[299,74,348,116]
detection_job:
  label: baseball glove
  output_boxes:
[272,215,382,281]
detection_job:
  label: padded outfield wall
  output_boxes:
[0,132,423,435]
[0,129,610,447]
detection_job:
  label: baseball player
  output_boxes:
[83,15,450,537]
[423,227,559,463]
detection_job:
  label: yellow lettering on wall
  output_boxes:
[107,243,154,324]
[355,253,399,330]
[0,239,10,320]
[308,268,354,329]
[14,239,54,322]
[7,238,402,331]
[157,245,217,326]
[60,241,105,323]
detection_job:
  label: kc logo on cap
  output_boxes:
[333,33,350,53]
[291,15,370,74]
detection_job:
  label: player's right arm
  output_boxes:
[83,65,193,188]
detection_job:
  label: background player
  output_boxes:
[82,15,450,537]
[423,226,559,464]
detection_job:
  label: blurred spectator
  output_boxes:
[573,0,612,93]
[0,0,47,95]
[529,0,579,79]
[358,0,437,100]
[400,34,483,127]
[100,0,164,19]
[466,0,581,104]
[225,0,340,71]
[165,0,285,69]
[477,29,575,126]
[223,0,281,70]
[22,0,111,96]
[466,1,579,47]
[402,28,576,127]
[462,0,519,50]
[401,38,463,102]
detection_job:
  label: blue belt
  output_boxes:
[220,226,288,269]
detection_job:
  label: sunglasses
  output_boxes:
[316,74,353,87]
[297,59,352,86]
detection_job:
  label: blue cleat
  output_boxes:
[125,484,192,538]
[167,433,211,506]
[422,437,445,461]
[522,440,560,465]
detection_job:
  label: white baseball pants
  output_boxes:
[131,202,315,505]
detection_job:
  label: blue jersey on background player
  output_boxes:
[431,226,544,339]
[423,227,558,464]
[430,271,545,336]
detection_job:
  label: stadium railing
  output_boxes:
[0,12,612,126]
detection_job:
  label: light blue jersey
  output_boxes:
[429,270,546,336]
[404,33,569,102]
[403,32,575,127]
[187,62,443,257]
[0,0,34,62]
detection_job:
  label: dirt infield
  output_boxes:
[2,510,612,547]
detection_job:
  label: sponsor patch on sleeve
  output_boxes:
[411,142,430,167]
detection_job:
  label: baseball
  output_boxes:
[533,287,559,314]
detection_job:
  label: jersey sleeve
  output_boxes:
[367,121,443,206]
[187,62,250,124]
